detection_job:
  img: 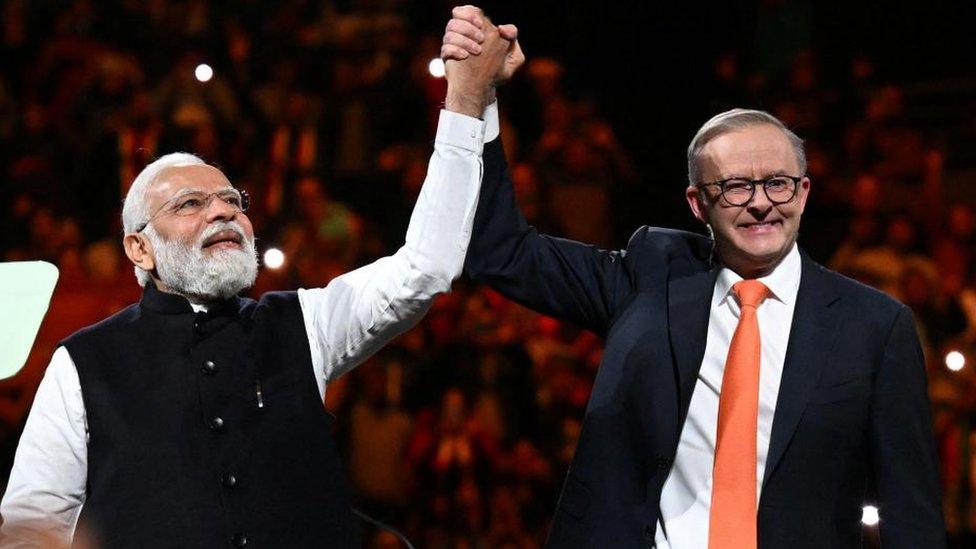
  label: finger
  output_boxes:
[497,24,518,41]
[480,22,501,47]
[446,18,486,43]
[441,44,471,60]
[509,39,525,64]
[443,31,482,54]
[452,5,484,28]
[497,40,525,82]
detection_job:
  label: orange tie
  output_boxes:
[708,280,769,549]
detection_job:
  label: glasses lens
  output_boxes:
[765,177,797,203]
[172,192,209,216]
[159,189,251,219]
[722,180,753,205]
[217,189,245,210]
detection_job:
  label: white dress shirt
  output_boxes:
[655,244,802,548]
[0,104,502,545]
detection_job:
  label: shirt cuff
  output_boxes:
[435,109,487,154]
[484,100,500,142]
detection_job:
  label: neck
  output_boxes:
[716,243,795,280]
[727,262,776,280]
[151,277,217,307]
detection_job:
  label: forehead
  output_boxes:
[147,164,232,205]
[700,124,799,179]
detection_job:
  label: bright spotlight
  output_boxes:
[194,63,214,83]
[428,58,445,78]
[946,350,966,372]
[263,248,285,270]
[861,505,879,526]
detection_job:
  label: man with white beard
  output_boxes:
[0,18,523,548]
[130,153,261,303]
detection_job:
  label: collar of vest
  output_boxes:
[140,280,241,318]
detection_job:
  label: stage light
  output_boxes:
[946,350,966,372]
[428,58,445,78]
[195,63,214,83]
[263,248,285,270]
[861,505,879,526]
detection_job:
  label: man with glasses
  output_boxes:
[443,7,943,548]
[0,21,519,548]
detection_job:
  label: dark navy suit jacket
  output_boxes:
[464,138,944,548]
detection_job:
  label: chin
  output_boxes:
[737,232,791,256]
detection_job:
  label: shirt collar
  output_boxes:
[714,243,802,308]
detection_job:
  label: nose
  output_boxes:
[747,183,773,213]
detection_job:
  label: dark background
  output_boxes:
[2,1,976,547]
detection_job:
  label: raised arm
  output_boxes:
[299,18,517,388]
[445,6,633,335]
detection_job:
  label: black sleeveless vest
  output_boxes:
[62,283,359,548]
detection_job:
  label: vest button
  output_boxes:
[655,455,671,470]
[231,533,248,547]
[221,473,237,488]
[202,360,217,375]
[209,417,225,431]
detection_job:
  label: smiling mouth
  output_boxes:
[202,230,244,250]
[738,220,782,233]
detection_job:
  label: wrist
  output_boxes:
[445,83,490,119]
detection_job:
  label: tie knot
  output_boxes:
[733,279,770,309]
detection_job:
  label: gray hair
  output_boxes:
[687,108,806,185]
[122,152,206,286]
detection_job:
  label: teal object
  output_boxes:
[0,261,59,380]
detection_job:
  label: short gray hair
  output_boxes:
[122,152,206,286]
[687,108,806,185]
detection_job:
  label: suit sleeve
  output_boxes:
[871,306,946,547]
[463,113,632,336]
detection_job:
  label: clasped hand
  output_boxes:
[441,5,525,118]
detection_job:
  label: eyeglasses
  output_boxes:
[697,175,802,206]
[136,188,250,232]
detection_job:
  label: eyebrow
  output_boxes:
[167,188,205,200]
[719,171,793,180]
[163,186,237,202]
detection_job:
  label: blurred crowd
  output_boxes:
[2,1,976,548]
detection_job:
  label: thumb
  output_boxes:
[506,39,524,66]
[498,24,518,41]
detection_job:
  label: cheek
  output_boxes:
[778,202,804,222]
[157,220,198,245]
[710,207,741,232]
[239,216,255,238]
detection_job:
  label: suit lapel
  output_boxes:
[668,267,719,419]
[762,254,842,489]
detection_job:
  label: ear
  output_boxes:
[685,185,710,225]
[796,176,812,213]
[123,233,156,275]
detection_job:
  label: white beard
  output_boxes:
[144,221,258,302]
